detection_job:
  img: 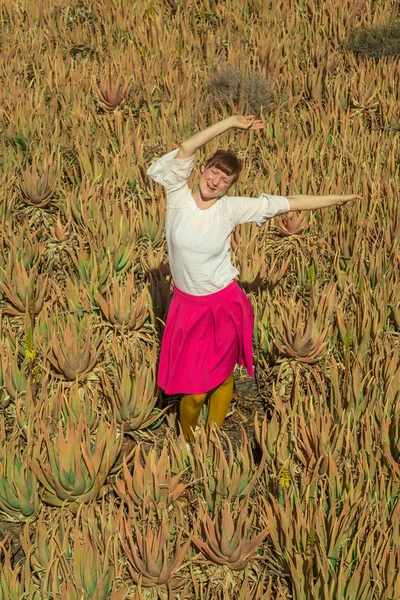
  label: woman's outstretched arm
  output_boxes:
[176,115,264,160]
[287,194,363,211]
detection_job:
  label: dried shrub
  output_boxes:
[209,64,273,115]
[345,21,400,59]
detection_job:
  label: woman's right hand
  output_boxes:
[228,115,265,130]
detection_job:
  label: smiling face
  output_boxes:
[198,165,237,200]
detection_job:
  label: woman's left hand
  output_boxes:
[228,115,265,130]
[335,194,364,205]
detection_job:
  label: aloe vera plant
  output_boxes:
[48,503,125,600]
[66,238,111,291]
[3,227,44,270]
[97,270,150,330]
[192,497,268,570]
[3,341,28,402]
[30,415,122,507]
[114,444,188,509]
[94,75,131,112]
[19,160,56,208]
[273,283,336,364]
[119,501,190,588]
[0,539,40,600]
[192,424,265,511]
[50,210,72,242]
[275,211,308,236]
[0,431,40,520]
[100,341,161,430]
[43,311,103,381]
[21,508,72,573]
[0,262,48,317]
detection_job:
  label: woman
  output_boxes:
[147,115,362,445]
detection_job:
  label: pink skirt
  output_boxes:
[157,280,254,395]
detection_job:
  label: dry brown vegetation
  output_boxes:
[0,0,399,598]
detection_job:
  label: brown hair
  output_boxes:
[204,150,243,183]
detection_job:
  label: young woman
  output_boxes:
[147,115,362,444]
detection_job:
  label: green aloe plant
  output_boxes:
[0,433,41,520]
[30,415,122,507]
[0,539,40,600]
[45,503,126,600]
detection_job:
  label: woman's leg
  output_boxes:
[206,371,234,429]
[180,393,208,442]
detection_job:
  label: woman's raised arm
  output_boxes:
[287,194,363,211]
[176,115,264,160]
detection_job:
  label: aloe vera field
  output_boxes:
[0,0,399,598]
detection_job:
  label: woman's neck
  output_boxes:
[192,188,219,210]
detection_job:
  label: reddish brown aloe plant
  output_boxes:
[43,311,103,381]
[114,445,189,510]
[119,501,190,589]
[97,270,150,330]
[50,211,72,242]
[192,497,268,571]
[100,341,161,431]
[20,161,56,208]
[275,211,308,236]
[273,282,336,364]
[94,76,131,112]
[0,262,48,317]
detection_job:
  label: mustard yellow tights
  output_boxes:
[179,372,234,442]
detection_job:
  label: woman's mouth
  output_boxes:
[206,183,216,191]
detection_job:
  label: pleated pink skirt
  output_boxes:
[157,280,254,395]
